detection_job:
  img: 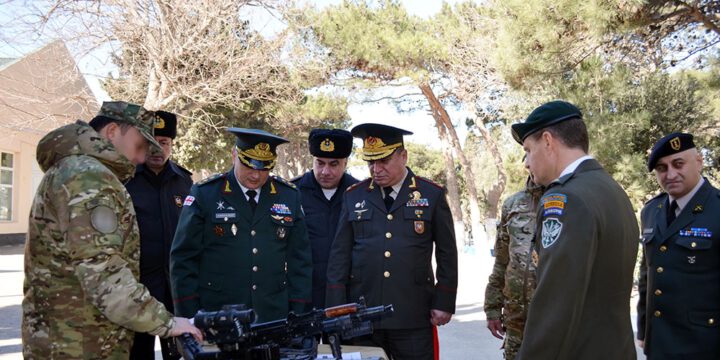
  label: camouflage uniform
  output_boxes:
[484,183,543,360]
[22,116,174,359]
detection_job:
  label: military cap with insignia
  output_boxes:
[308,129,353,158]
[647,132,696,171]
[511,100,583,144]
[96,101,162,150]
[351,123,413,161]
[153,110,177,139]
[228,128,289,170]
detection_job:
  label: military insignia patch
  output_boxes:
[541,193,567,216]
[693,204,704,214]
[320,138,335,152]
[410,191,422,200]
[215,212,236,221]
[90,206,118,234]
[541,218,563,248]
[406,198,429,207]
[217,201,226,210]
[231,224,238,236]
[271,203,292,215]
[414,221,425,234]
[688,256,696,264]
[415,209,424,218]
[175,195,183,208]
[277,227,287,239]
[679,228,712,238]
[669,136,681,151]
[214,225,224,237]
[183,195,195,206]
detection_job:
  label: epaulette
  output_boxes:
[272,175,298,190]
[347,178,371,192]
[290,174,303,184]
[197,173,225,186]
[415,175,443,190]
[644,191,666,205]
[176,164,193,177]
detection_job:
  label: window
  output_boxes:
[0,152,13,221]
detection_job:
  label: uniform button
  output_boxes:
[654,289,662,296]
[691,241,697,248]
[207,282,212,286]
[657,267,664,273]
[654,310,661,317]
[251,230,256,236]
[387,214,393,220]
[384,271,390,278]
[709,318,715,325]
[252,266,258,272]
[252,285,257,290]
[252,248,258,254]
[385,232,392,239]
[660,245,667,252]
[384,251,391,258]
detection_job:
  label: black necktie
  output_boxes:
[666,200,678,226]
[246,190,257,212]
[383,187,394,211]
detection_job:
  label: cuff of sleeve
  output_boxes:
[485,309,501,320]
[148,317,175,338]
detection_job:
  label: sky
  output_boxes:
[0,0,472,148]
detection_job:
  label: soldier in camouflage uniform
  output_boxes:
[22,101,201,359]
[484,177,543,360]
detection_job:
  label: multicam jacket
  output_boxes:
[22,121,174,359]
[484,184,543,322]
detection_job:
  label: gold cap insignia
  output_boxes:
[320,138,335,152]
[670,137,681,151]
[362,136,402,161]
[236,143,276,169]
[154,116,166,129]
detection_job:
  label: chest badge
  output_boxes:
[414,220,425,235]
[174,195,183,208]
[217,201,226,210]
[541,218,563,248]
[688,256,696,264]
[214,225,224,237]
[231,224,238,236]
[277,227,287,239]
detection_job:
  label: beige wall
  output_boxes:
[0,131,43,235]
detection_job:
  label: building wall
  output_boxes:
[0,132,43,236]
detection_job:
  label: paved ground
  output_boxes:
[0,242,644,359]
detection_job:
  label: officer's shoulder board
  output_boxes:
[175,162,193,177]
[197,173,225,187]
[347,178,371,193]
[290,174,303,184]
[415,176,443,190]
[272,175,298,190]
[644,191,667,206]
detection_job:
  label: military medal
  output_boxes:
[214,225,224,237]
[688,256,696,264]
[414,220,425,234]
[277,227,287,239]
[231,224,238,236]
[174,195,183,208]
[217,201,226,210]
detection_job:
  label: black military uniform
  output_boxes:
[326,124,458,360]
[170,128,312,323]
[126,110,192,360]
[511,101,639,360]
[292,129,358,309]
[637,133,720,359]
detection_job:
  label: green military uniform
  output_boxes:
[484,182,542,360]
[22,103,173,359]
[637,133,720,359]
[170,128,312,323]
[511,101,639,360]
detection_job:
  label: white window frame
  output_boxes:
[0,152,14,221]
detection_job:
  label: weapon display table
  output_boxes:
[317,344,387,359]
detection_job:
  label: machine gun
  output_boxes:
[176,298,393,360]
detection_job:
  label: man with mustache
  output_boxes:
[637,132,720,359]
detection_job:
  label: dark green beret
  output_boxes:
[647,132,695,171]
[511,100,583,144]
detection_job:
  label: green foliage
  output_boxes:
[405,142,447,184]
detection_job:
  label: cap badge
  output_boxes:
[320,138,335,152]
[242,142,274,161]
[154,116,166,129]
[670,137,681,151]
[365,136,387,150]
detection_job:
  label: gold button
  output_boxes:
[252,266,258,272]
[387,214,393,220]
[252,285,257,290]
[385,232,392,239]
[252,248,258,254]
[251,230,256,236]
[384,251,391,258]
[654,289,662,296]
[709,318,715,325]
[657,267,664,273]
[691,242,697,248]
[660,245,667,252]
[654,310,661,317]
[383,271,390,278]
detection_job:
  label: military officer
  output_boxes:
[637,132,720,359]
[22,102,201,359]
[170,128,312,323]
[484,176,543,360]
[292,129,359,309]
[126,110,192,359]
[511,101,638,360]
[326,123,458,360]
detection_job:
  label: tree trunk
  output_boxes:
[435,121,465,244]
[472,113,507,221]
[419,82,483,244]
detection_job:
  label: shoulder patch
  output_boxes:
[416,176,443,190]
[272,176,298,190]
[197,173,225,186]
[347,178,371,192]
[644,191,667,206]
[540,193,567,217]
